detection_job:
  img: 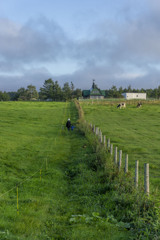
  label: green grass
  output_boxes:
[80,100,160,193]
[0,101,132,239]
[0,101,69,239]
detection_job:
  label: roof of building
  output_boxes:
[82,81,105,97]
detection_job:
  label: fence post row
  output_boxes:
[89,122,150,196]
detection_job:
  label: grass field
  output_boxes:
[0,101,132,239]
[80,100,160,193]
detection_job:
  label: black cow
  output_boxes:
[137,102,142,108]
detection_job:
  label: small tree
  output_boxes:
[39,78,54,100]
[53,81,63,101]
[26,85,39,100]
[0,91,10,101]
[72,88,82,99]
[17,88,27,101]
[62,82,72,100]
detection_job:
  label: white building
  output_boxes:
[122,93,146,100]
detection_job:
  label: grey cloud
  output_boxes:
[0,67,52,91]
[0,17,69,64]
[56,66,160,90]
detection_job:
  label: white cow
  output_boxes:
[117,102,126,109]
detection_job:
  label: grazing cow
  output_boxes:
[137,102,142,108]
[117,102,126,109]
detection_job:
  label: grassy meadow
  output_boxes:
[0,101,132,240]
[80,99,160,193]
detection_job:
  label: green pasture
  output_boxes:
[0,102,131,239]
[0,101,69,239]
[80,100,160,193]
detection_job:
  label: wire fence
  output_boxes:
[89,122,150,195]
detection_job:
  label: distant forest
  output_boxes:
[0,79,160,101]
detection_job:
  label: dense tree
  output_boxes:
[118,87,123,97]
[70,82,75,99]
[17,88,27,101]
[26,85,39,100]
[126,85,132,93]
[39,79,55,100]
[39,79,64,101]
[0,91,10,101]
[12,86,38,101]
[105,85,122,98]
[157,86,160,99]
[53,81,63,101]
[72,88,82,99]
[7,92,17,100]
[62,82,72,101]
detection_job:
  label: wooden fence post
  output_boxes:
[144,163,149,195]
[135,160,139,188]
[110,144,113,155]
[99,130,103,143]
[114,147,117,165]
[118,150,122,171]
[95,127,99,136]
[125,154,128,173]
[97,127,99,136]
[107,138,110,151]
[103,135,106,150]
[100,131,103,144]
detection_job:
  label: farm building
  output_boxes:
[82,81,105,99]
[122,93,146,100]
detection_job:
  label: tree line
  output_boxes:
[2,79,82,101]
[0,79,160,101]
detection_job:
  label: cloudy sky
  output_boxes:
[0,0,160,91]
